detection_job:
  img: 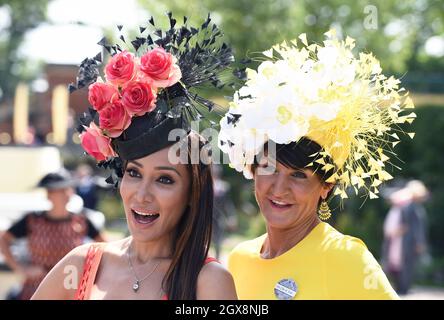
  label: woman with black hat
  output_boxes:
[32,14,238,300]
[0,170,105,300]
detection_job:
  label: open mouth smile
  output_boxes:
[269,199,293,209]
[131,209,160,225]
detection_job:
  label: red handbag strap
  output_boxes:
[204,257,219,264]
[74,243,104,300]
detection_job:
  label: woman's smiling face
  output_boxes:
[120,146,191,243]
[254,156,332,230]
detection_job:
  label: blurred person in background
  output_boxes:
[383,180,429,295]
[0,170,105,300]
[74,163,100,210]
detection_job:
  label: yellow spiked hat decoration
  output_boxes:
[218,29,416,201]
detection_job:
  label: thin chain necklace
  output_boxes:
[126,243,161,293]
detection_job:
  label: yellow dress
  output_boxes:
[228,222,399,300]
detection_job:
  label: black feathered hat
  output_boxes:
[70,13,245,186]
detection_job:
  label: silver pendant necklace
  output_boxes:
[126,243,161,293]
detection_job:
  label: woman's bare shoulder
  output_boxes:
[31,243,94,300]
[197,260,238,300]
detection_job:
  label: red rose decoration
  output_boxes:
[88,82,118,111]
[99,98,131,138]
[79,122,116,161]
[105,51,136,86]
[121,81,156,116]
[140,48,182,88]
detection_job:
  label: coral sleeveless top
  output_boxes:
[75,243,218,300]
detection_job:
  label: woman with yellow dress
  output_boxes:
[218,30,416,300]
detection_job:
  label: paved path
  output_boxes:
[400,286,444,300]
[0,271,21,300]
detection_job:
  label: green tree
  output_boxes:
[0,0,50,103]
[138,0,303,61]
[139,0,444,75]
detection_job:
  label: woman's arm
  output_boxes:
[196,262,238,300]
[0,214,35,277]
[31,243,90,300]
[0,231,26,275]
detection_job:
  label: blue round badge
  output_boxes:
[274,278,298,300]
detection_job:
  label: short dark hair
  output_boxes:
[252,137,336,198]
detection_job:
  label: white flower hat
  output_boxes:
[218,30,416,201]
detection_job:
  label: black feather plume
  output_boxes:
[72,12,246,186]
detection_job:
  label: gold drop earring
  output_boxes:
[318,199,331,221]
